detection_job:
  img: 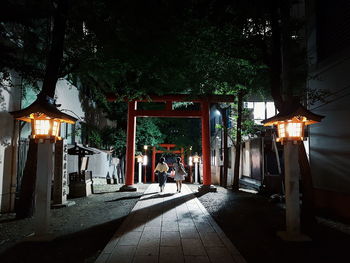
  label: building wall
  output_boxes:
[307,0,350,220]
[0,72,21,212]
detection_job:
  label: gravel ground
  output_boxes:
[187,184,350,263]
[1,182,350,263]
[0,182,149,263]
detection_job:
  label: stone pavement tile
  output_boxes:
[145,216,162,227]
[177,212,193,221]
[159,246,184,263]
[162,220,179,232]
[135,242,160,256]
[199,232,224,247]
[178,220,195,228]
[162,212,178,221]
[206,247,236,263]
[123,220,145,232]
[181,239,206,256]
[107,245,137,263]
[118,231,142,246]
[101,236,120,253]
[161,231,181,246]
[184,255,210,263]
[194,221,215,233]
[95,253,110,263]
[179,226,200,239]
[140,226,161,240]
[138,237,160,247]
[133,255,158,263]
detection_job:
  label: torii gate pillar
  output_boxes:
[120,101,138,191]
[199,100,216,192]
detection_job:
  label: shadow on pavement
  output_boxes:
[0,216,126,263]
[104,191,159,202]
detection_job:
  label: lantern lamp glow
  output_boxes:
[274,117,306,142]
[189,156,193,166]
[262,101,324,144]
[142,155,148,166]
[193,154,200,163]
[29,113,62,142]
[10,96,77,143]
[136,154,143,163]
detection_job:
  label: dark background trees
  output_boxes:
[1,0,310,216]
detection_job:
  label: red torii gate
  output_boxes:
[107,94,235,192]
[151,144,184,182]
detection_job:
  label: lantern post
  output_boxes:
[143,145,148,183]
[136,154,143,184]
[192,153,200,184]
[188,146,193,183]
[11,96,76,238]
[262,101,324,241]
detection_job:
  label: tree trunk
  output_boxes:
[38,0,69,99]
[16,0,69,218]
[269,0,284,111]
[219,107,229,188]
[232,92,243,191]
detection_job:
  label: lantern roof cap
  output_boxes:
[262,98,324,126]
[10,95,77,124]
[67,143,100,156]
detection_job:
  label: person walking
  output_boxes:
[154,157,169,192]
[173,157,187,193]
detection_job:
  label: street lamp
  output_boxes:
[10,95,76,237]
[192,153,200,184]
[136,154,143,184]
[262,100,324,241]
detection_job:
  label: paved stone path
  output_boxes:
[96,183,246,263]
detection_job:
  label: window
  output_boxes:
[244,101,277,124]
[266,102,276,119]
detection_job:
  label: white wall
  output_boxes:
[55,79,85,121]
[0,71,21,212]
[87,149,114,178]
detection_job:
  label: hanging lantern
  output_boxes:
[262,99,324,144]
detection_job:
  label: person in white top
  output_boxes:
[173,157,187,193]
[154,157,169,192]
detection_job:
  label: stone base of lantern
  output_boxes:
[51,200,76,209]
[119,184,138,192]
[68,180,92,198]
